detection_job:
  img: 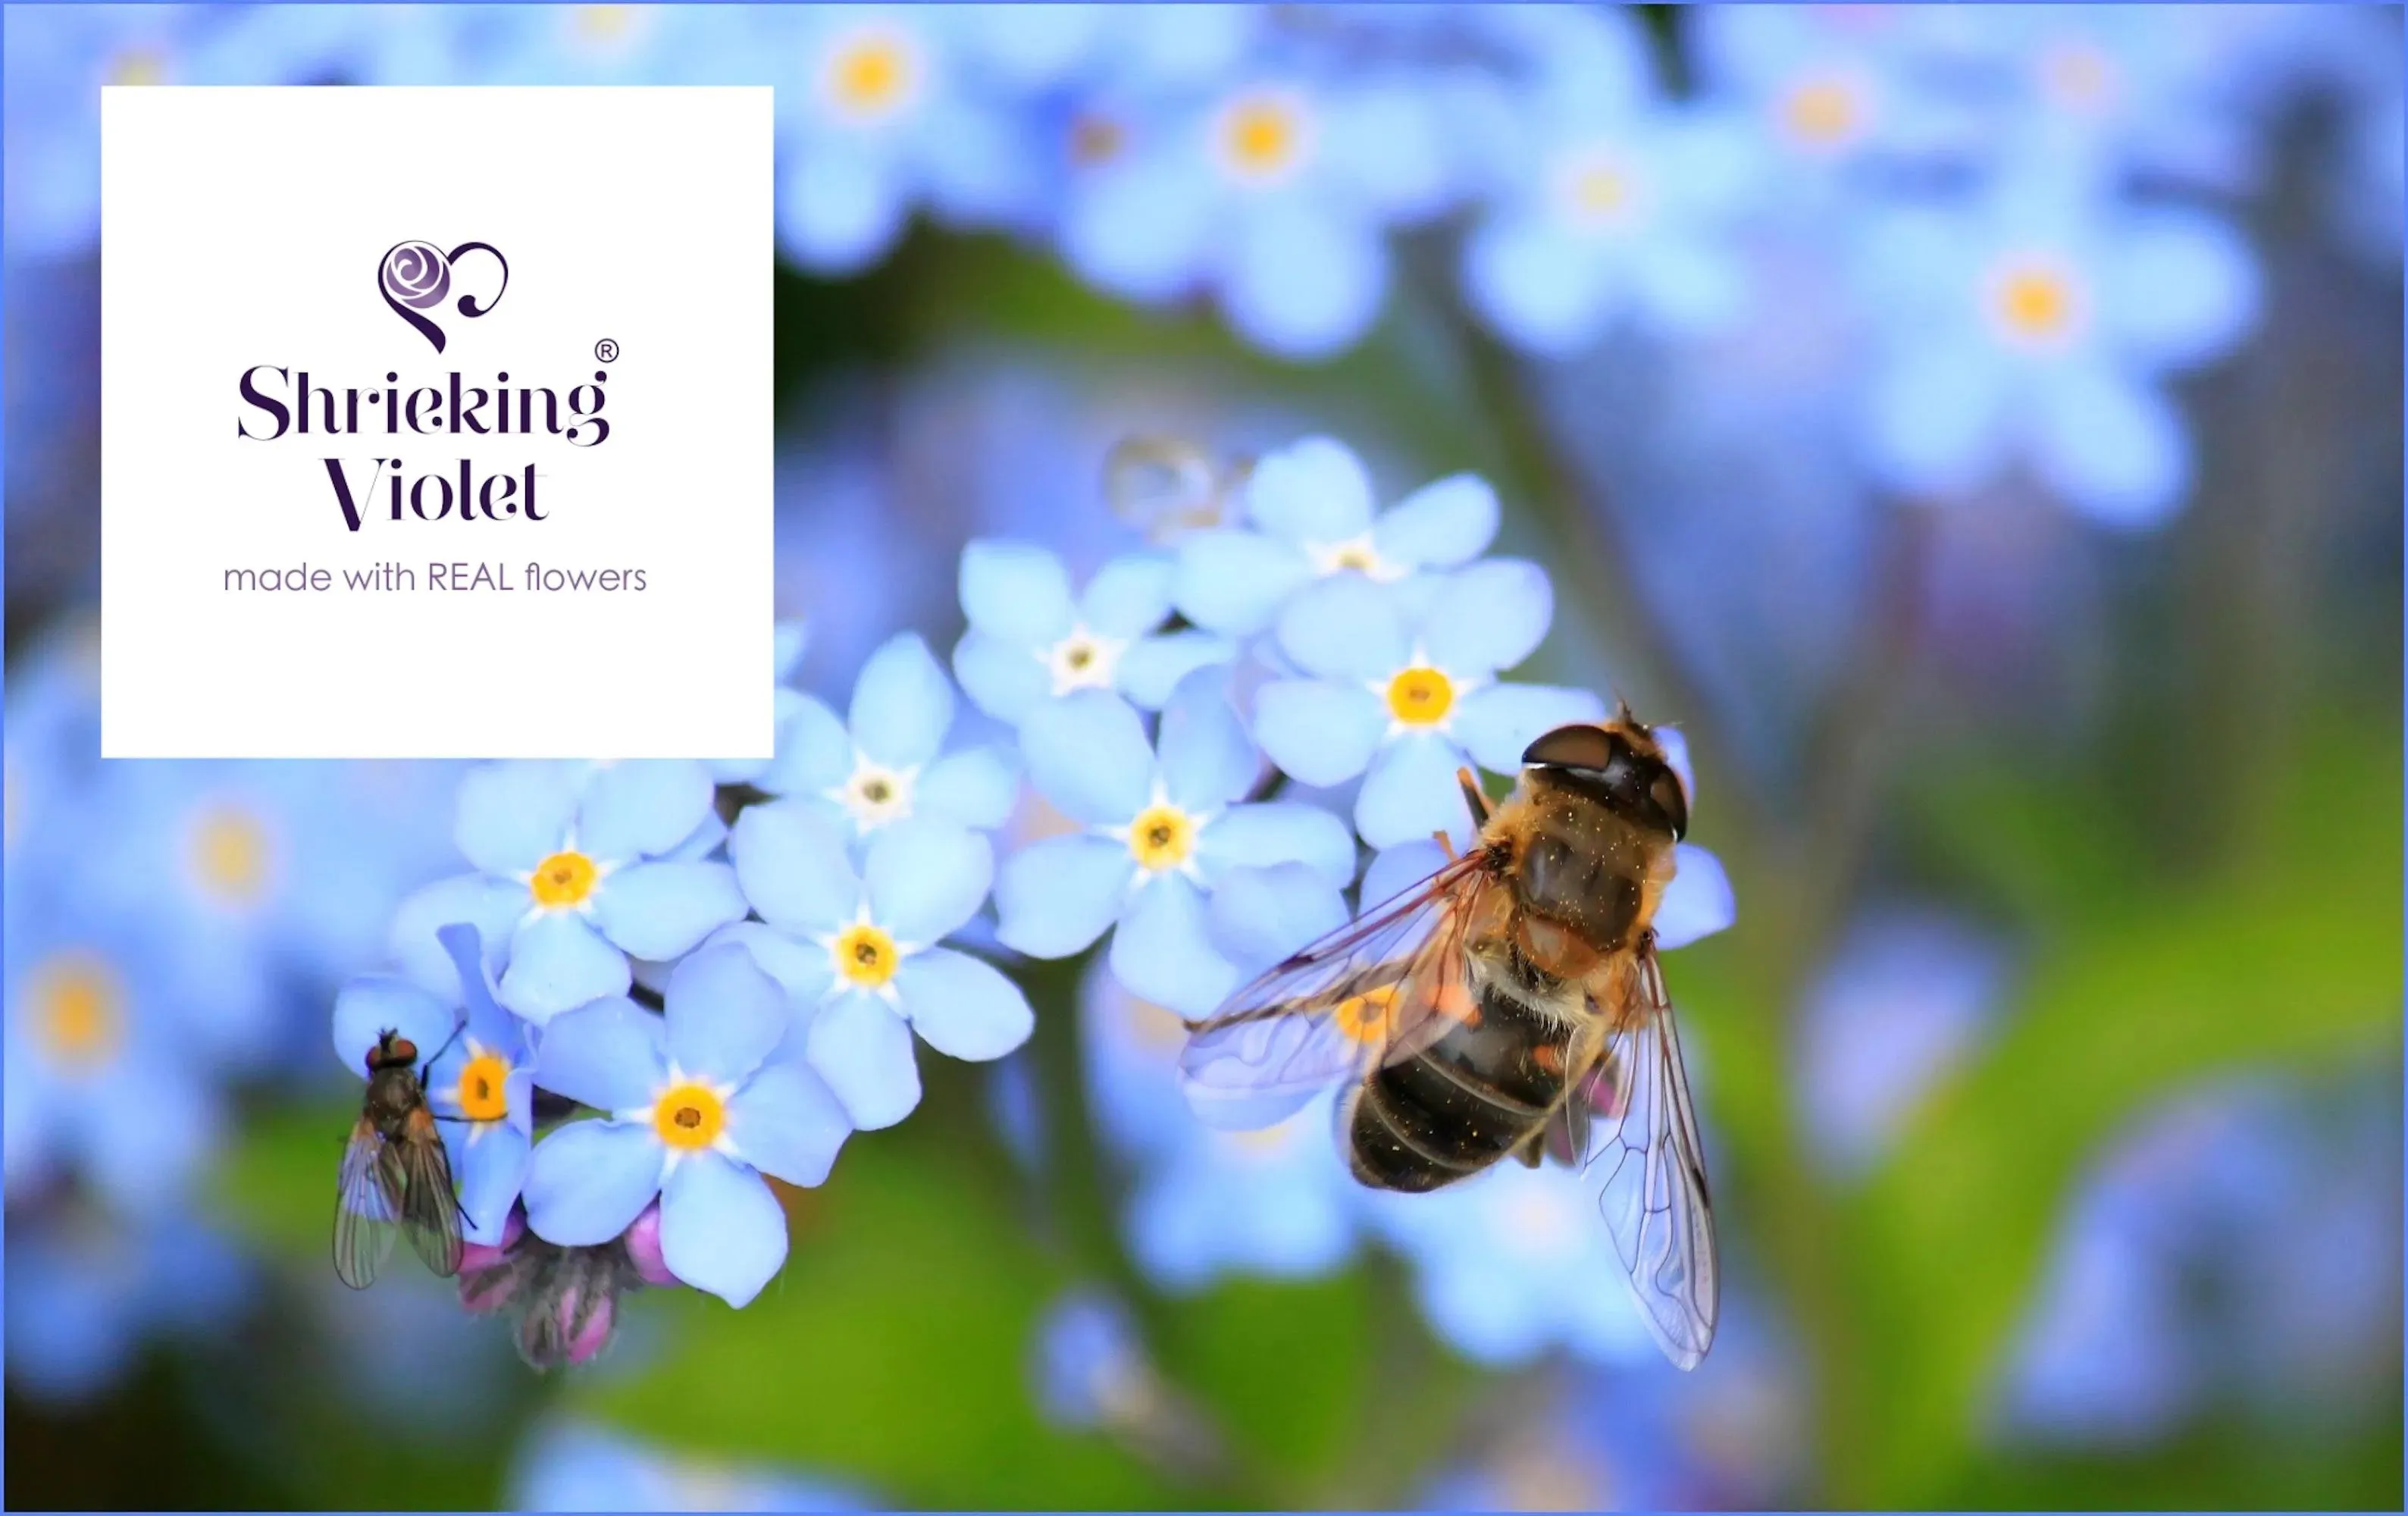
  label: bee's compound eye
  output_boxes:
[1522,724,1614,771]
[1649,769,1690,840]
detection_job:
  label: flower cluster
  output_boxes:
[10,5,2391,527]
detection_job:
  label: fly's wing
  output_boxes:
[1573,944,1720,1370]
[333,1118,403,1289]
[1178,849,1493,1131]
[396,1107,466,1279]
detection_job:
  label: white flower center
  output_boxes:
[828,751,918,832]
[1305,532,1406,583]
[1039,624,1128,697]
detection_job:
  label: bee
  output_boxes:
[333,1026,467,1289]
[1178,708,1718,1368]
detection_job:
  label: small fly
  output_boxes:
[333,1026,467,1289]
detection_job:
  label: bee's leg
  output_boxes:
[1455,766,1491,827]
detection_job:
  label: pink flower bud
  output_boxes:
[622,1200,678,1289]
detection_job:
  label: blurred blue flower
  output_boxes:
[994,673,1356,1017]
[1251,565,1603,848]
[1795,910,2004,1178]
[511,1417,870,1512]
[1856,174,2259,526]
[521,945,851,1308]
[1031,1286,1151,1430]
[956,540,1235,723]
[392,760,747,1023]
[724,807,1033,1129]
[330,923,537,1246]
[756,631,1019,838]
[770,6,1038,274]
[1367,1159,1664,1367]
[1171,437,1499,639]
[4,1201,250,1406]
[1687,5,1972,190]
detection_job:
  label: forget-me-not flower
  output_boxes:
[331,923,536,1246]
[1856,174,2260,525]
[955,541,1234,724]
[521,944,851,1308]
[1171,437,1499,639]
[723,807,1035,1130]
[1251,564,1604,848]
[995,672,1357,1019]
[390,760,747,1023]
[756,631,1019,838]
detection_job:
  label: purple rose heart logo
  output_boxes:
[379,239,509,352]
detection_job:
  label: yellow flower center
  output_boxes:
[575,5,634,42]
[1780,75,1864,151]
[2040,42,2115,111]
[1217,90,1309,184]
[1332,984,1398,1045]
[835,923,900,989]
[529,850,600,909]
[30,953,124,1073]
[1385,667,1456,727]
[1990,259,2084,348]
[652,1082,726,1151]
[454,1051,511,1123]
[826,27,917,122]
[1558,148,1639,230]
[107,49,164,87]
[1126,804,1195,872]
[189,802,273,906]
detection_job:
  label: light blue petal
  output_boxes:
[576,761,714,863]
[754,693,852,798]
[455,761,577,875]
[388,874,527,995]
[2100,207,2259,371]
[456,1126,531,1247]
[1864,336,2013,497]
[864,819,993,944]
[1355,732,1475,850]
[774,619,810,681]
[1420,559,1553,677]
[777,140,905,274]
[436,921,518,1051]
[917,744,1019,830]
[522,1120,662,1246]
[1462,209,1615,357]
[1110,875,1239,1020]
[1276,575,1410,682]
[591,860,748,961]
[1077,553,1176,639]
[1172,530,1314,637]
[959,537,1076,643]
[1058,155,1214,301]
[1206,863,1351,976]
[1449,682,1608,775]
[2028,362,2187,528]
[953,629,1050,723]
[729,800,862,935]
[850,632,953,769]
[807,992,922,1130]
[1361,839,1454,913]
[660,1152,788,1308]
[723,1060,850,1186]
[1373,473,1499,571]
[1156,668,1260,813]
[534,995,664,1111]
[662,806,730,863]
[1242,436,1379,544]
[700,921,836,1018]
[1655,844,1736,950]
[80,1063,218,1216]
[330,976,456,1079]
[995,835,1136,958]
[1018,689,1153,824]
[1222,198,1389,359]
[499,912,632,1025]
[664,944,788,1085]
[1629,232,1748,337]
[1253,681,1386,787]
[893,947,1035,1061]
[1117,631,1238,709]
[1198,801,1358,889]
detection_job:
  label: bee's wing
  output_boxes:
[1178,849,1493,1130]
[333,1118,402,1290]
[396,1107,466,1279]
[1572,944,1720,1370]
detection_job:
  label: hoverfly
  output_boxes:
[1179,710,1718,1368]
[333,1026,467,1289]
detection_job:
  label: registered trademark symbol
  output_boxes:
[593,338,618,363]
